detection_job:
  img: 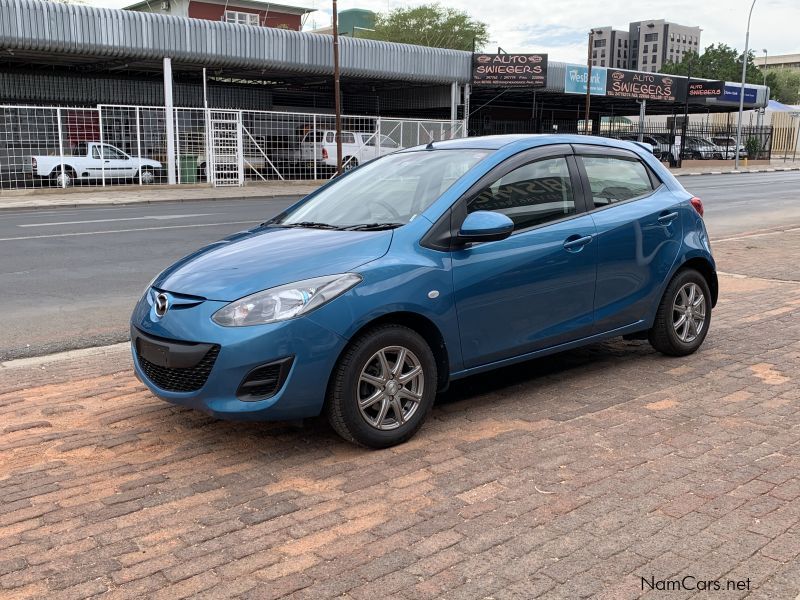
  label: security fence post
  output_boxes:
[99,104,106,187]
[175,108,181,184]
[56,107,66,188]
[313,115,318,181]
[136,107,143,186]
[376,116,382,157]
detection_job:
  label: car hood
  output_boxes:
[154,226,392,301]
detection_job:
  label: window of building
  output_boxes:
[644,33,658,42]
[580,156,654,208]
[593,50,597,58]
[467,157,576,231]
[670,33,674,41]
[682,34,686,42]
[594,39,607,48]
[224,10,259,26]
[618,39,622,47]
[601,50,606,57]
[642,55,648,64]
[624,40,628,47]
[600,59,605,66]
[643,44,649,53]
[651,66,657,72]
[652,44,658,54]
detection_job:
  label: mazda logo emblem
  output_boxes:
[154,293,169,317]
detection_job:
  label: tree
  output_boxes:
[765,68,800,105]
[661,43,764,85]
[362,3,490,52]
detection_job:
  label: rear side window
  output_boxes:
[581,156,654,208]
[467,157,576,231]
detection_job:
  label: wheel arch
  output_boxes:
[330,311,450,394]
[678,256,718,307]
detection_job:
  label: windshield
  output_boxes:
[271,149,491,229]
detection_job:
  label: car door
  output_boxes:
[451,146,598,368]
[573,145,683,334]
[100,144,134,178]
[358,133,379,162]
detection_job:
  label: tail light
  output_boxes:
[322,148,328,160]
[690,197,704,217]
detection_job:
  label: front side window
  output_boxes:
[101,145,126,159]
[581,156,655,208]
[467,157,576,232]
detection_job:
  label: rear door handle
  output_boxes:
[658,211,679,224]
[563,234,593,251]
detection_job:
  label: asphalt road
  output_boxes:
[0,170,798,360]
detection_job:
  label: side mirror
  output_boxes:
[458,210,514,243]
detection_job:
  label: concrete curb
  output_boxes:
[0,190,314,211]
[674,166,800,177]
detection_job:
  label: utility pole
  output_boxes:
[735,0,757,170]
[679,59,692,168]
[585,30,595,134]
[332,0,343,175]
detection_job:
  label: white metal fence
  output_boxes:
[0,104,467,191]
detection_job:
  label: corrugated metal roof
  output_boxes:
[0,0,472,84]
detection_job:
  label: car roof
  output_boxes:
[410,134,653,153]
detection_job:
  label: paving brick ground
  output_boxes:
[1,233,799,599]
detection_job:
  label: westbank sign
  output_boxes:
[564,65,607,95]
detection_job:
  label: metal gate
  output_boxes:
[208,110,243,187]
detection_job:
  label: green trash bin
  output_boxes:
[177,155,198,184]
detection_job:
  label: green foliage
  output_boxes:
[361,3,490,51]
[745,136,761,159]
[661,43,764,85]
[764,68,800,105]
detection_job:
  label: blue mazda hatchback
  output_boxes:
[131,135,717,447]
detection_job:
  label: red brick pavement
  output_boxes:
[1,233,799,599]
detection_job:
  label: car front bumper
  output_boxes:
[130,292,347,421]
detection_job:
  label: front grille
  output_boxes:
[138,345,220,393]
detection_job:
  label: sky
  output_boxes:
[97,0,799,64]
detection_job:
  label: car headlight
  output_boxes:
[212,273,362,327]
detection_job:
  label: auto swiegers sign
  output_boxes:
[472,53,548,87]
[605,69,686,102]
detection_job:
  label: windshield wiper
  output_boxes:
[279,221,343,230]
[343,222,404,231]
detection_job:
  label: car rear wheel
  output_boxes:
[649,269,711,356]
[53,167,75,188]
[326,324,437,448]
[342,157,358,171]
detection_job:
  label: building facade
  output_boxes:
[755,53,800,71]
[124,0,312,31]
[590,27,629,69]
[591,19,701,72]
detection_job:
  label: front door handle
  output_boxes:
[563,234,593,251]
[658,211,679,224]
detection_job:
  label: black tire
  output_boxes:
[139,167,155,185]
[325,324,437,448]
[52,167,76,188]
[649,268,712,357]
[342,157,358,171]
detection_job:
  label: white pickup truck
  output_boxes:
[29,142,162,187]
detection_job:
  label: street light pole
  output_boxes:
[332,0,343,175]
[585,30,595,135]
[734,0,757,170]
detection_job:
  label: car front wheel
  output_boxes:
[326,324,437,448]
[649,269,712,356]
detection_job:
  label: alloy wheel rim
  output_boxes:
[672,282,706,343]
[357,345,424,431]
[141,170,154,184]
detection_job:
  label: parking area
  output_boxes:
[1,231,799,599]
